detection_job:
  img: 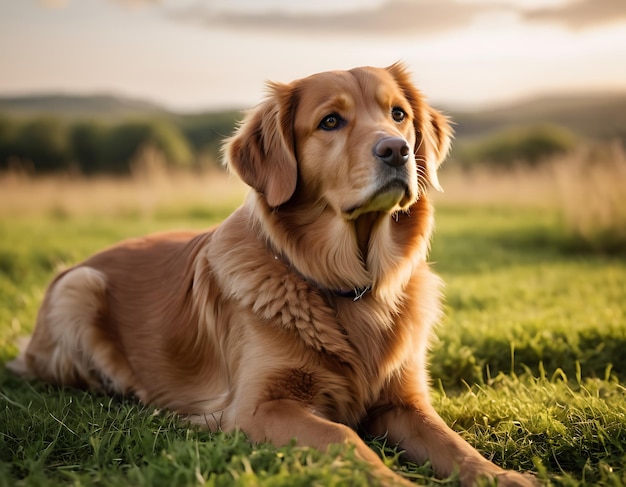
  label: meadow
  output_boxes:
[0,157,625,486]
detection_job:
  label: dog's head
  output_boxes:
[225,63,452,218]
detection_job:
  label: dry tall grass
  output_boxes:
[439,140,626,253]
[2,141,624,252]
[436,165,559,208]
[0,159,247,219]
[551,141,626,252]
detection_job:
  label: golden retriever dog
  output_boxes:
[8,64,535,486]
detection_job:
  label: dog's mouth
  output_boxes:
[343,178,411,220]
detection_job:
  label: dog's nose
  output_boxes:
[373,137,410,167]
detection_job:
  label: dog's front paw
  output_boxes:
[492,469,540,487]
[459,459,540,487]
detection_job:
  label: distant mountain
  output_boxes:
[0,93,170,120]
[449,92,626,141]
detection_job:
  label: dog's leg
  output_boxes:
[7,266,139,396]
[241,399,415,487]
[367,400,539,486]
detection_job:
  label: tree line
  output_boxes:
[0,112,585,174]
[0,112,240,174]
[452,124,580,169]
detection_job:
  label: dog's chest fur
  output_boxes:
[205,202,440,426]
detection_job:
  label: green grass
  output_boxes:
[1,204,625,486]
[429,206,626,387]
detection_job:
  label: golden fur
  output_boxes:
[8,64,535,486]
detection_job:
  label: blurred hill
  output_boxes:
[0,94,168,120]
[2,91,625,141]
[1,91,625,173]
[449,92,626,141]
[0,94,242,173]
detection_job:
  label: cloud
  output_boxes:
[112,0,626,35]
[168,0,507,37]
[522,0,626,30]
[38,0,161,11]
[109,0,162,10]
[37,0,70,9]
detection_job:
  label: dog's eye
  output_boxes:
[319,114,342,131]
[391,107,406,123]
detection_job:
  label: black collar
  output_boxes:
[272,250,372,302]
[331,285,372,301]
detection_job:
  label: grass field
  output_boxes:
[1,170,625,486]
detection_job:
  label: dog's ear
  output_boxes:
[386,62,453,192]
[224,82,298,208]
[420,105,453,191]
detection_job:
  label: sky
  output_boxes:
[0,0,625,112]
